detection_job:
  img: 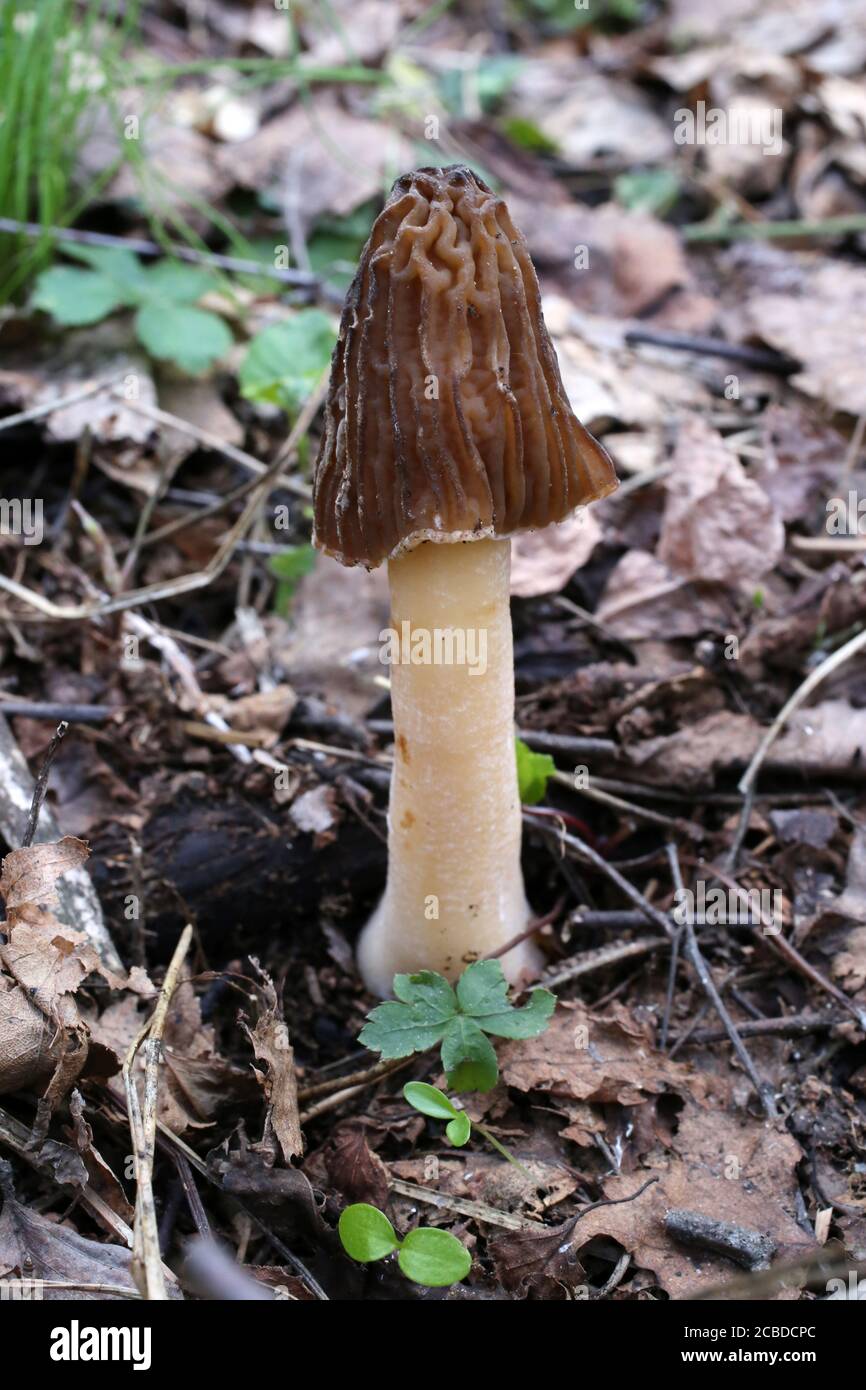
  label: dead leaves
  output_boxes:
[747,260,866,416]
[659,418,785,588]
[0,1158,137,1300]
[242,966,302,1163]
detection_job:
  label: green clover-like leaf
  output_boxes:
[134,303,233,374]
[442,1016,498,1093]
[456,958,556,1040]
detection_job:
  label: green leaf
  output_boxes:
[239,310,336,414]
[338,1204,399,1263]
[614,168,681,217]
[501,116,558,154]
[516,737,555,805]
[134,303,233,373]
[402,1082,459,1121]
[397,1228,471,1287]
[455,958,556,1040]
[143,261,220,303]
[445,1112,472,1147]
[33,266,130,325]
[442,1016,499,1093]
[63,243,151,294]
[359,972,458,1061]
[268,544,316,615]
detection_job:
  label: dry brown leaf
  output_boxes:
[658,417,784,588]
[215,92,413,231]
[510,511,601,598]
[1,837,90,925]
[499,1002,710,1110]
[747,260,866,416]
[597,550,736,640]
[242,968,302,1163]
[325,1125,390,1208]
[568,1106,812,1297]
[0,1160,138,1300]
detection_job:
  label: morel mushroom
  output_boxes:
[313,166,617,996]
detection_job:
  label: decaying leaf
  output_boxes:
[242,963,302,1163]
[0,1159,137,1300]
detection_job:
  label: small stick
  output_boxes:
[0,215,323,287]
[0,374,125,434]
[624,327,794,374]
[670,1012,838,1045]
[114,393,312,499]
[123,924,193,1301]
[540,937,667,990]
[551,770,705,842]
[0,699,112,723]
[729,625,866,868]
[21,722,67,848]
[666,844,776,1118]
[297,1056,408,1103]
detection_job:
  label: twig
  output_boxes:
[21,721,67,848]
[297,1057,407,1103]
[123,924,193,1301]
[551,770,705,842]
[701,857,866,1031]
[173,1150,211,1238]
[0,215,323,287]
[624,327,794,374]
[524,812,676,940]
[0,698,113,722]
[670,1012,838,1045]
[683,212,866,243]
[666,844,776,1118]
[728,625,866,869]
[389,1177,542,1231]
[0,1280,141,1298]
[0,374,126,434]
[113,393,312,499]
[540,937,667,990]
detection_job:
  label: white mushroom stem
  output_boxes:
[357,537,540,997]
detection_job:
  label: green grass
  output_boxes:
[0,0,140,303]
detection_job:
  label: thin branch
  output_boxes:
[21,722,68,848]
[123,924,193,1301]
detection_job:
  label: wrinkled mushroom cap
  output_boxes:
[313,165,618,569]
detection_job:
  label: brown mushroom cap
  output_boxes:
[313,165,618,569]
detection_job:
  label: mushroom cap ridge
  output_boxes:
[313,165,618,569]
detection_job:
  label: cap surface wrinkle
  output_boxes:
[313,165,618,569]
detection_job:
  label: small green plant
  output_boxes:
[359,958,555,1093]
[238,309,337,414]
[403,1082,472,1146]
[267,544,317,615]
[33,244,232,372]
[403,1081,531,1173]
[338,1203,471,1287]
[0,0,141,303]
[515,737,555,805]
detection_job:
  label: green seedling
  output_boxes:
[338,1203,471,1287]
[359,958,555,1093]
[515,737,555,804]
[403,1081,531,1175]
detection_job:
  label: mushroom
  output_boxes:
[313,166,617,995]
